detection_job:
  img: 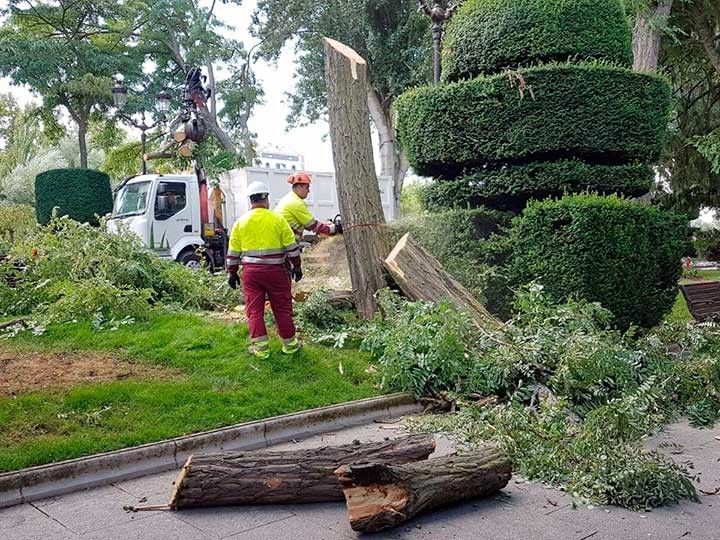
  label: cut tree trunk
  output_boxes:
[335,446,512,532]
[324,37,390,319]
[384,233,502,329]
[169,434,435,509]
[632,0,673,72]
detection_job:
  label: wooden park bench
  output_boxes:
[680,281,720,321]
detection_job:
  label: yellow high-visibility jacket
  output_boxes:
[274,191,332,240]
[226,208,300,269]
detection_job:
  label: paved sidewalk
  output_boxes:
[2,419,718,540]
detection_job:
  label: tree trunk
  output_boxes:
[335,446,512,533]
[384,233,503,330]
[324,37,390,319]
[632,0,674,72]
[367,90,408,219]
[170,434,436,509]
[78,117,88,169]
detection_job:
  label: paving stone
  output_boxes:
[173,505,295,538]
[79,512,206,540]
[226,503,353,540]
[0,502,75,540]
[31,484,162,534]
[112,470,178,499]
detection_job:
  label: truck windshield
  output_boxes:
[113,181,151,218]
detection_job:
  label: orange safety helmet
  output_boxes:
[288,171,312,185]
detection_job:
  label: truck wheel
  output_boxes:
[178,250,202,270]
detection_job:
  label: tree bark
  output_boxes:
[323,37,390,319]
[367,90,408,218]
[632,0,674,72]
[384,233,503,330]
[335,446,512,533]
[169,434,436,509]
[78,117,88,169]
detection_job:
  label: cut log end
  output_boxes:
[169,456,192,509]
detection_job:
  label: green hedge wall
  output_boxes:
[35,169,113,226]
[442,0,632,81]
[419,161,654,211]
[508,195,693,329]
[396,64,671,178]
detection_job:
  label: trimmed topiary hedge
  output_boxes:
[508,195,693,329]
[35,169,113,226]
[442,0,632,81]
[419,161,654,211]
[396,63,671,178]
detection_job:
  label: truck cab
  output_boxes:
[108,174,222,269]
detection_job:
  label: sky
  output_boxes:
[0,0,356,173]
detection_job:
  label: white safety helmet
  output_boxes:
[247,181,270,198]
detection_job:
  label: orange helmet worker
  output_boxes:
[274,171,343,242]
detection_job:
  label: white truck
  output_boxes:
[107,167,395,270]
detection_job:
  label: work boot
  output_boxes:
[282,337,301,355]
[248,340,270,360]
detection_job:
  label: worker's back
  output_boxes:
[228,208,297,265]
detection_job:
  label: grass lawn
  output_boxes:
[0,311,380,472]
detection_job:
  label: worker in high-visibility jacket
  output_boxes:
[274,171,343,242]
[226,181,302,359]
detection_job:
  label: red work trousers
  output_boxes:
[242,264,296,340]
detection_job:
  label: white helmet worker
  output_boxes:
[247,181,270,199]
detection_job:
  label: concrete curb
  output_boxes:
[0,393,420,509]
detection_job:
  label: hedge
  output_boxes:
[419,161,655,211]
[442,0,632,81]
[395,64,671,178]
[35,169,113,226]
[508,195,693,329]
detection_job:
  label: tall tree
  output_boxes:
[631,0,674,72]
[252,0,431,214]
[0,0,140,168]
[652,0,720,215]
[129,0,262,160]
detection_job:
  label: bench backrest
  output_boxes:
[679,281,720,321]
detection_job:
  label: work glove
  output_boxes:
[227,271,240,290]
[334,220,343,234]
[291,267,303,283]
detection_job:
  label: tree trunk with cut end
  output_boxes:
[335,446,512,533]
[384,233,502,330]
[170,434,435,509]
[323,37,390,319]
[632,0,673,72]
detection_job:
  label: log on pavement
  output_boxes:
[384,233,502,329]
[335,446,512,532]
[170,434,435,509]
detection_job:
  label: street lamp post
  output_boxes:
[418,1,459,84]
[112,75,172,174]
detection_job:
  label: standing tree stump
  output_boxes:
[324,37,390,319]
[169,435,435,509]
[335,446,512,532]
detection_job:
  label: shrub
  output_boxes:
[508,195,693,328]
[35,168,113,226]
[442,0,632,81]
[419,161,654,211]
[0,204,35,251]
[395,63,671,178]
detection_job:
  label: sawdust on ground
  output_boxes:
[299,235,352,292]
[0,350,180,397]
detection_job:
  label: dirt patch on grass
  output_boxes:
[0,350,179,397]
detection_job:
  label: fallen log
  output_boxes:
[384,233,502,330]
[334,446,512,532]
[170,434,435,509]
